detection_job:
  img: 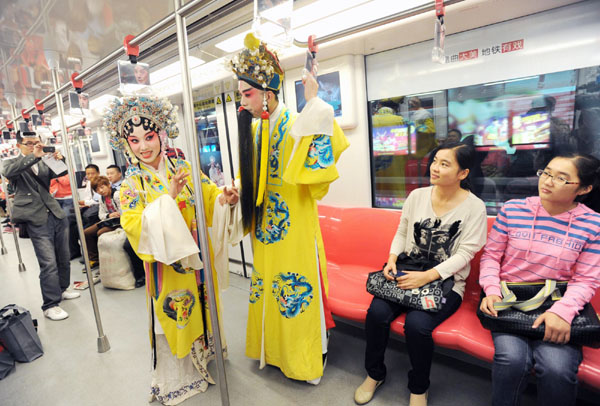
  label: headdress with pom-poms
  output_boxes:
[228,33,284,207]
[102,96,179,168]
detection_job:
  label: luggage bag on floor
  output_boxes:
[98,228,135,290]
[0,304,44,362]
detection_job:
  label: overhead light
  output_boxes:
[294,0,431,40]
[215,30,252,53]
[214,0,431,52]
[150,56,205,84]
[89,94,116,111]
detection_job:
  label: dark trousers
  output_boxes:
[26,213,71,311]
[123,238,145,281]
[491,333,582,406]
[364,291,462,394]
[57,199,80,259]
[84,223,116,262]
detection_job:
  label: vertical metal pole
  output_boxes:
[0,180,7,254]
[5,105,27,272]
[173,1,229,405]
[50,67,110,353]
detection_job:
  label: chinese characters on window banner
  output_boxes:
[445,39,524,63]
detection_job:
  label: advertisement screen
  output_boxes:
[448,70,576,151]
[372,124,416,156]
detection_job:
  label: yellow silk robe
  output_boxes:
[120,158,222,359]
[246,105,349,381]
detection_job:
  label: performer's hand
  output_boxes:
[383,254,398,281]
[52,150,63,161]
[480,295,502,317]
[533,311,571,344]
[221,180,239,205]
[169,168,189,200]
[396,269,439,290]
[302,73,319,102]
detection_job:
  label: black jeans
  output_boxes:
[364,290,462,394]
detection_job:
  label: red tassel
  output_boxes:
[261,111,269,120]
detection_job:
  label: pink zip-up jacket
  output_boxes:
[479,197,600,323]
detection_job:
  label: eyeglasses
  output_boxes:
[536,169,579,186]
[21,141,40,147]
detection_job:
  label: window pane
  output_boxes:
[370,67,600,215]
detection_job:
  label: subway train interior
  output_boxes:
[1,0,600,405]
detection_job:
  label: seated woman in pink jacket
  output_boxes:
[479,153,600,406]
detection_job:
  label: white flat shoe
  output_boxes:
[354,376,384,405]
[409,391,428,406]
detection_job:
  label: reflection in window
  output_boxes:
[195,97,225,187]
[370,92,446,208]
[370,67,600,215]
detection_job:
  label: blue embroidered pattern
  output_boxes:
[255,191,290,245]
[249,270,264,303]
[304,134,333,170]
[267,110,290,186]
[271,272,314,318]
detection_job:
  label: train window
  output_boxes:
[370,91,447,209]
[369,66,600,215]
[195,97,225,187]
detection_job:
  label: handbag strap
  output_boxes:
[493,280,562,312]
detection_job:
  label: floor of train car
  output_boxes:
[0,232,597,406]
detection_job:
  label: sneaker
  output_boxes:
[43,306,69,321]
[61,289,81,300]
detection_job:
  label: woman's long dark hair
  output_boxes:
[554,153,600,213]
[238,108,255,231]
[426,141,476,191]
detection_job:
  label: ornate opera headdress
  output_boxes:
[228,33,284,206]
[102,96,179,164]
[229,33,284,94]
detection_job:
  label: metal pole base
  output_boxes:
[97,335,111,353]
[1,247,7,255]
[18,262,26,272]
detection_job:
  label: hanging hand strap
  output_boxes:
[494,280,561,312]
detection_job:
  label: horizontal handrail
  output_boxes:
[1,0,236,131]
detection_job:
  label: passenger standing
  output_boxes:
[479,153,600,406]
[230,33,349,384]
[103,96,240,405]
[355,142,487,406]
[1,131,80,321]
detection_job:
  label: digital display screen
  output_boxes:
[372,124,416,156]
[295,71,342,117]
[511,112,550,147]
[448,70,576,151]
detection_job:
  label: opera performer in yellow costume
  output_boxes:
[230,34,350,384]
[103,96,240,405]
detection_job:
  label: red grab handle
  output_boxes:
[71,72,83,93]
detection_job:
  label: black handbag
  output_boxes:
[477,280,600,348]
[366,253,453,312]
[0,304,44,362]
